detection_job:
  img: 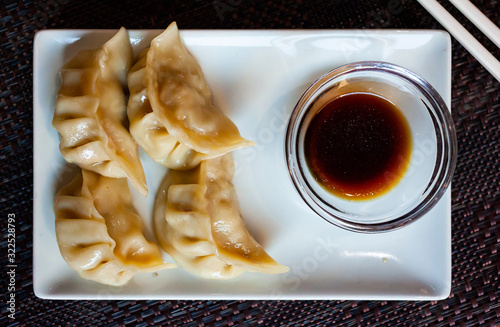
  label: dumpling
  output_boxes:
[154,153,289,279]
[53,27,148,196]
[128,22,254,169]
[54,169,175,286]
[128,48,213,169]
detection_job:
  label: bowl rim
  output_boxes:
[285,61,457,233]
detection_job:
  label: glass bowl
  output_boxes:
[285,61,457,233]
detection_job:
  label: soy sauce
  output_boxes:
[304,92,412,200]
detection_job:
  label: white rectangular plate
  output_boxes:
[33,29,451,300]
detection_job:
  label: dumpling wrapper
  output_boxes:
[54,169,175,286]
[145,22,255,159]
[53,27,148,196]
[154,153,289,279]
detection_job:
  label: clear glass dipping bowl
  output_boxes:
[285,61,457,233]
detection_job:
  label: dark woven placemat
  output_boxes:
[1,0,499,326]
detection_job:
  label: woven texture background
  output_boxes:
[1,0,499,326]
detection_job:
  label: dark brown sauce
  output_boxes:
[304,92,412,200]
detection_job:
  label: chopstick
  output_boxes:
[416,0,500,82]
[449,0,500,48]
